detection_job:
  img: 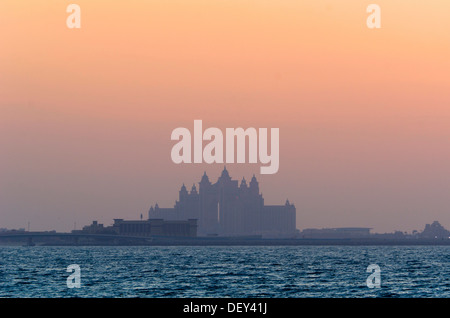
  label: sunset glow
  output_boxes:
[1,1,450,233]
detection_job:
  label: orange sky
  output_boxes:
[1,1,450,233]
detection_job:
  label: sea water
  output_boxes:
[0,245,449,298]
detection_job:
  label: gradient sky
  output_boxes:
[1,1,450,233]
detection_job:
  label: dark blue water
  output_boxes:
[0,246,449,297]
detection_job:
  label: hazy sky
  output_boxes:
[1,1,450,233]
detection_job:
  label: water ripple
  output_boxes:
[0,246,449,297]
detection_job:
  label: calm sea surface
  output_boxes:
[0,246,449,298]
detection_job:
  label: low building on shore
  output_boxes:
[112,218,197,237]
[74,219,198,238]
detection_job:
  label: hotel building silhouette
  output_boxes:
[149,167,296,237]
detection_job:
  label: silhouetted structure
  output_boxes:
[74,219,197,237]
[420,221,450,239]
[112,219,197,237]
[78,220,114,234]
[148,168,296,237]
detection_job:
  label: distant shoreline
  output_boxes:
[1,236,450,247]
